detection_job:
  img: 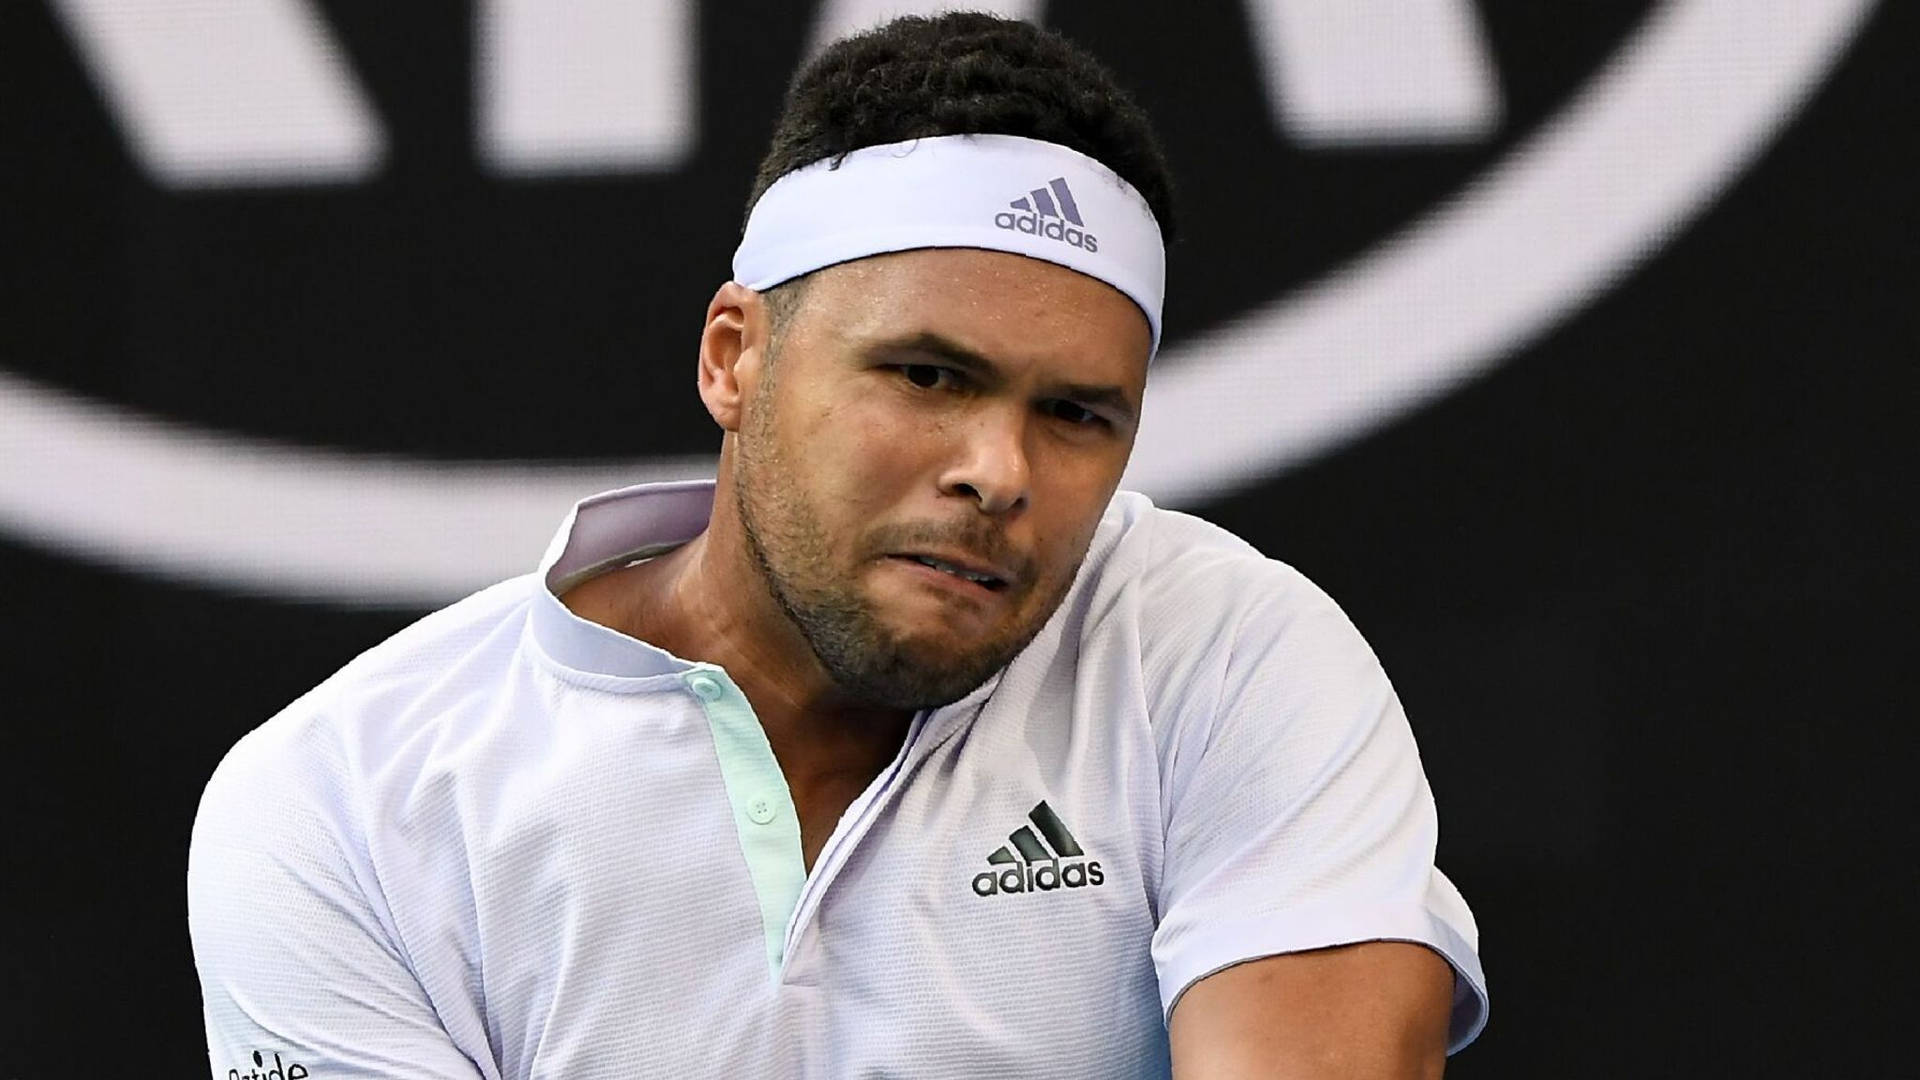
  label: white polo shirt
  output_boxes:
[189,480,1488,1079]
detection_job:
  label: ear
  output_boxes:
[698,281,772,433]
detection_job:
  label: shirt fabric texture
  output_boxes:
[189,480,1490,1079]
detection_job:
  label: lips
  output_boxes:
[888,552,1011,591]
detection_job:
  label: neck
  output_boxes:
[561,487,915,788]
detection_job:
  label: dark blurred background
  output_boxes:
[3,2,1912,1075]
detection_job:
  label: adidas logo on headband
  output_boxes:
[994,177,1098,252]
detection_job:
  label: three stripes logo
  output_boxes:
[970,800,1105,897]
[993,177,1099,252]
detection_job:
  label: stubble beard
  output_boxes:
[731,383,1064,711]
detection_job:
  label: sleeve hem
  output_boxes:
[1157,901,1490,1055]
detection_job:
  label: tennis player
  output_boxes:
[190,14,1487,1078]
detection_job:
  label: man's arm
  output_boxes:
[1145,552,1488,1069]
[1168,942,1455,1079]
[190,717,488,1080]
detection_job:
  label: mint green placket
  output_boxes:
[682,665,806,977]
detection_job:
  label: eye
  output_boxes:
[1044,399,1103,426]
[901,364,955,389]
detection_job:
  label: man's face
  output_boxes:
[731,248,1151,709]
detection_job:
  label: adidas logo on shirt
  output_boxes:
[993,177,1099,252]
[970,800,1105,897]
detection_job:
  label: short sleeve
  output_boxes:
[187,715,492,1080]
[1148,571,1489,1054]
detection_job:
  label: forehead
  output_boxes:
[793,249,1153,378]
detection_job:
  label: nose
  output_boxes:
[939,409,1030,516]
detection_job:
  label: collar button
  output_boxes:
[686,673,724,702]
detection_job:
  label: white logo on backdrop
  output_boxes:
[45,0,1496,185]
[0,0,1877,604]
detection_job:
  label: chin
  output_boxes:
[895,605,1029,654]
[881,623,989,666]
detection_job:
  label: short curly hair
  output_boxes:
[747,13,1176,242]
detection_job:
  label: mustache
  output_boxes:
[866,520,1034,584]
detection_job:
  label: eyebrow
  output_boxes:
[875,331,1140,423]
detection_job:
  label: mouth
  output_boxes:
[887,553,1011,592]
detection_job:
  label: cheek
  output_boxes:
[1027,496,1108,581]
[785,405,925,519]
[1028,451,1126,555]
[822,397,938,484]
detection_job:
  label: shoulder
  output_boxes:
[195,574,541,841]
[1072,492,1380,729]
[328,572,545,706]
[1085,491,1355,655]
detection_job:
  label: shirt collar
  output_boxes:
[529,479,717,679]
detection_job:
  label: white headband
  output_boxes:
[733,133,1165,355]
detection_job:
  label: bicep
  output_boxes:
[1168,942,1454,1080]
